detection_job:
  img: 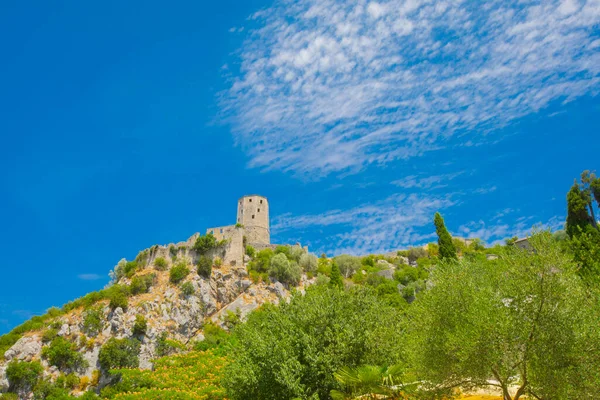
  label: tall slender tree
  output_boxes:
[566,182,594,238]
[329,261,344,288]
[580,171,598,228]
[434,212,457,260]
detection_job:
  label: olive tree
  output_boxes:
[408,231,600,400]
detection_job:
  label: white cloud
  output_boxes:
[392,171,464,189]
[223,0,600,176]
[78,274,102,281]
[272,193,454,255]
[458,215,565,245]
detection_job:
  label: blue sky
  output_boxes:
[0,0,598,333]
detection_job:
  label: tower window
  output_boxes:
[258,208,260,212]
[260,199,263,204]
[252,215,255,219]
[249,198,252,202]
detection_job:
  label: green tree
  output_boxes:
[333,255,361,278]
[434,212,457,260]
[196,256,212,278]
[299,253,318,273]
[268,253,301,285]
[98,338,140,370]
[169,262,190,284]
[330,364,412,400]
[329,261,344,288]
[408,232,600,400]
[193,233,218,255]
[222,286,405,400]
[580,170,598,229]
[5,360,43,393]
[566,182,593,238]
[132,315,147,336]
[42,337,87,371]
[82,307,104,337]
[569,226,600,283]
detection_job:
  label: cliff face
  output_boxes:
[0,233,302,396]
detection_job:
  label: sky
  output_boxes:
[0,0,598,333]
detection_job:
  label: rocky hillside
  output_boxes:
[0,232,307,397]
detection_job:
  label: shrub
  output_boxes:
[274,245,291,258]
[248,248,274,274]
[98,338,140,370]
[245,245,256,258]
[0,393,19,400]
[107,285,129,310]
[155,332,186,357]
[269,253,301,285]
[82,307,104,337]
[180,281,195,296]
[315,273,330,285]
[123,261,140,278]
[214,256,223,267]
[169,262,190,284]
[169,245,178,259]
[153,257,168,271]
[333,254,361,278]
[248,270,269,284]
[42,337,87,371]
[130,273,156,295]
[194,323,232,352]
[288,245,305,262]
[41,328,58,343]
[6,360,43,392]
[197,256,212,278]
[317,257,332,276]
[132,315,147,336]
[299,253,318,273]
[407,247,427,263]
[222,285,405,400]
[329,262,344,288]
[193,233,218,255]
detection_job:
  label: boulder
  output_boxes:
[0,364,8,393]
[4,335,42,362]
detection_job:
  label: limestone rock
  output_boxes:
[0,364,8,393]
[4,335,42,362]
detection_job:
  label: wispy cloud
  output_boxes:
[458,214,565,245]
[78,274,102,281]
[392,171,464,189]
[223,0,600,176]
[273,193,455,254]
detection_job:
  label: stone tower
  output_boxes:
[237,195,270,245]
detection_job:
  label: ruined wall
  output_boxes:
[237,195,270,245]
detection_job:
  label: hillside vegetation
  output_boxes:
[1,171,600,400]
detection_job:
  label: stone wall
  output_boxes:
[237,195,270,245]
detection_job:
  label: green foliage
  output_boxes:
[288,245,306,262]
[222,310,242,330]
[82,307,104,337]
[434,212,457,260]
[107,285,130,311]
[333,254,361,278]
[569,226,600,283]
[193,323,233,353]
[169,245,178,259]
[406,247,427,263]
[329,261,344,288]
[6,360,43,392]
[248,248,274,273]
[330,364,413,400]
[130,273,156,295]
[316,256,332,276]
[41,328,59,343]
[408,231,600,399]
[245,245,255,258]
[62,290,107,313]
[193,233,218,255]
[169,262,190,284]
[268,253,301,285]
[0,393,19,400]
[42,337,87,371]
[222,285,405,400]
[123,261,140,279]
[299,253,318,273]
[155,332,186,357]
[132,315,147,336]
[180,281,195,296]
[196,255,212,278]
[566,182,594,238]
[98,338,140,370]
[153,257,168,271]
[274,245,291,258]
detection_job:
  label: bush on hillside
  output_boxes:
[155,332,186,357]
[245,245,256,258]
[197,256,212,278]
[169,262,190,284]
[6,360,43,392]
[288,245,306,262]
[132,315,147,336]
[193,233,218,255]
[268,253,301,285]
[82,307,104,337]
[407,247,428,263]
[107,285,130,311]
[299,253,318,273]
[42,337,88,371]
[180,281,195,296]
[153,257,168,271]
[333,254,361,278]
[98,338,140,370]
[130,273,156,295]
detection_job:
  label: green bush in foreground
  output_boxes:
[82,307,104,337]
[153,256,168,271]
[223,285,404,400]
[132,315,147,336]
[180,281,195,296]
[197,256,212,279]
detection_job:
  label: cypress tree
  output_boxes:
[434,212,457,260]
[566,182,593,238]
[329,261,343,289]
